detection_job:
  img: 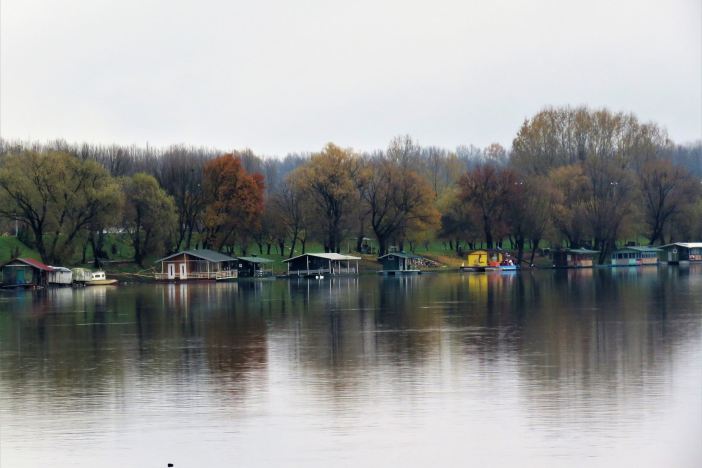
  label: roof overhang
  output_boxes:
[283,253,362,263]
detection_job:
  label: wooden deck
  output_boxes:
[285,267,358,277]
[154,271,238,281]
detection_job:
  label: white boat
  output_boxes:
[85,271,118,286]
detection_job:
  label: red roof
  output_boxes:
[15,257,54,271]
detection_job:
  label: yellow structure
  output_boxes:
[464,250,503,270]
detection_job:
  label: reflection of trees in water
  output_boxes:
[515,267,700,426]
[281,277,367,367]
[0,284,271,403]
[0,272,700,419]
[0,287,125,405]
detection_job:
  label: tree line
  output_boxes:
[0,105,701,267]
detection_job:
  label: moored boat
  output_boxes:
[85,271,118,286]
[460,249,518,272]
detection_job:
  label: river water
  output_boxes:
[0,267,701,467]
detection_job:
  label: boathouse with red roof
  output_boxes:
[0,257,53,287]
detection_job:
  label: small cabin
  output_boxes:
[659,242,702,264]
[237,256,274,278]
[378,252,422,275]
[611,246,661,267]
[465,250,504,269]
[48,266,73,285]
[552,248,598,268]
[0,258,52,288]
[155,249,238,280]
[283,253,361,277]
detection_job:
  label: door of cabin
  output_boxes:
[16,269,25,284]
[179,263,187,280]
[167,263,176,279]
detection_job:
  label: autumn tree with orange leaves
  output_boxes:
[201,154,265,252]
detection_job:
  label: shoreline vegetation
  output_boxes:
[0,106,701,277]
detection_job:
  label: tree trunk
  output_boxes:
[515,237,525,265]
[81,241,88,264]
[288,233,298,258]
[529,237,540,266]
[185,224,194,250]
[378,237,388,256]
[484,230,493,249]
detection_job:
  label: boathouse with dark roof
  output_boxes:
[659,242,702,264]
[236,256,274,277]
[552,248,599,268]
[377,252,422,275]
[155,249,237,280]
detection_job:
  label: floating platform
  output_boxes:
[378,270,421,276]
[460,265,518,272]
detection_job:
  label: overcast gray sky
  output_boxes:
[1,0,700,156]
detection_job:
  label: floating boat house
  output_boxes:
[283,253,361,277]
[0,258,53,288]
[48,266,73,285]
[610,246,661,267]
[72,268,93,283]
[659,242,702,264]
[461,249,504,271]
[552,248,599,268]
[378,252,422,275]
[155,249,238,280]
[236,256,274,277]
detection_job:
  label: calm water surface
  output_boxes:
[1,267,701,467]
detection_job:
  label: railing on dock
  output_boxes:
[154,270,238,280]
[286,267,357,276]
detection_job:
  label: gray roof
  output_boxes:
[378,252,422,260]
[564,248,599,255]
[660,242,702,249]
[613,246,662,253]
[283,252,361,262]
[237,256,274,264]
[156,249,236,263]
